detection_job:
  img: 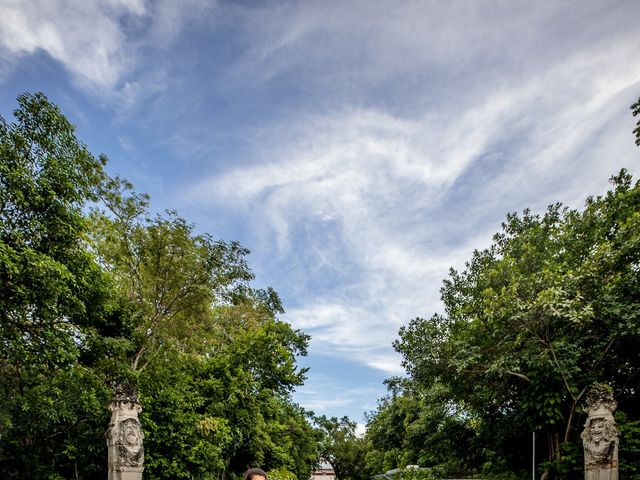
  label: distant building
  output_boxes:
[311,462,335,480]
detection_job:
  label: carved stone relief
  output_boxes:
[581,385,619,480]
[117,418,145,467]
[106,384,144,480]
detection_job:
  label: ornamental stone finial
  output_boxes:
[581,384,619,480]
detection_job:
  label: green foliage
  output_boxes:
[268,467,298,480]
[315,415,372,480]
[93,192,317,480]
[397,467,440,480]
[89,180,257,373]
[390,170,640,478]
[0,91,111,367]
[632,96,640,146]
[0,93,318,479]
[0,364,111,478]
[365,380,479,478]
[138,335,316,480]
[616,410,640,480]
[0,92,119,477]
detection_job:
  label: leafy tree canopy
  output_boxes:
[314,415,373,480]
[0,93,318,480]
[393,170,640,479]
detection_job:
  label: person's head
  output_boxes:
[244,468,267,480]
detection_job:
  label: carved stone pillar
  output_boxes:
[106,384,144,480]
[581,385,619,480]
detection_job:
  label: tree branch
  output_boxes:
[506,370,531,382]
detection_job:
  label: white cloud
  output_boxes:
[0,0,212,100]
[0,0,146,91]
[147,0,216,47]
[222,0,637,99]
[3,0,638,425]
[288,303,403,373]
[184,5,640,375]
[296,395,352,413]
[187,99,511,248]
[293,372,384,421]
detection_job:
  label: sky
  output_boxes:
[1,0,639,427]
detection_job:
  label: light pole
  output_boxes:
[532,431,536,480]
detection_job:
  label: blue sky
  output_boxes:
[1,0,639,427]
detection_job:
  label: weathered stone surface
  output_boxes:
[581,385,619,480]
[106,384,144,480]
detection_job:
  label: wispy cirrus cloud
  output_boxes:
[183,5,640,376]
[220,0,634,103]
[4,0,638,421]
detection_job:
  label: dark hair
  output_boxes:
[244,468,267,480]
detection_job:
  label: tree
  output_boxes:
[0,91,109,369]
[365,379,479,478]
[395,170,640,479]
[88,179,317,479]
[1,93,319,480]
[89,179,258,375]
[0,92,122,477]
[315,416,372,480]
[138,306,314,480]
